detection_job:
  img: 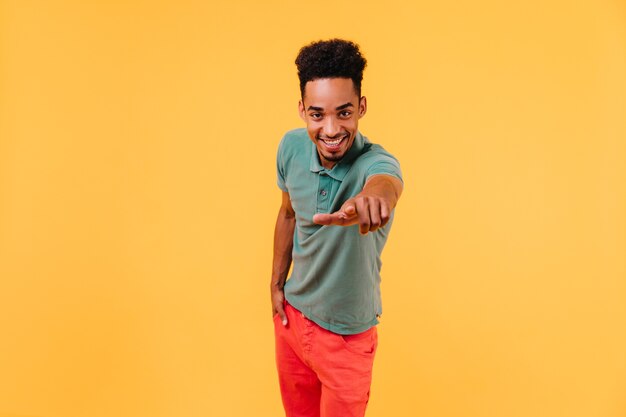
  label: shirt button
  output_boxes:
[320,190,327,196]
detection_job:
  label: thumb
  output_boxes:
[343,202,356,216]
[275,304,288,326]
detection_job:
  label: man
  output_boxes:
[270,38,403,417]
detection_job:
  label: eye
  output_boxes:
[309,113,323,120]
[339,111,352,118]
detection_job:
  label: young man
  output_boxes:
[270,39,403,417]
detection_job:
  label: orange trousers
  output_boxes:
[273,299,378,417]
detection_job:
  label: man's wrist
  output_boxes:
[270,278,286,291]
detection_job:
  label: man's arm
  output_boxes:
[270,191,295,325]
[313,174,403,235]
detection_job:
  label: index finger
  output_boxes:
[313,208,358,226]
[312,211,348,225]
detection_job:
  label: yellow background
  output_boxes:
[1,1,625,416]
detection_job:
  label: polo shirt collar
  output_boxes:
[309,131,367,181]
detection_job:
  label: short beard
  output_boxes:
[321,151,344,162]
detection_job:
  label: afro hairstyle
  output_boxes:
[295,38,367,99]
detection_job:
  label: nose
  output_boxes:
[322,117,341,138]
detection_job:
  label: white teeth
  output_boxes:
[322,135,346,146]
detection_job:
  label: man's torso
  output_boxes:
[276,128,402,334]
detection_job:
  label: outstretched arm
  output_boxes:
[270,191,295,325]
[313,174,403,235]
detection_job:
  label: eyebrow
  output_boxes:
[307,102,354,112]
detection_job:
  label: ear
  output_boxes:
[358,96,367,118]
[298,100,306,121]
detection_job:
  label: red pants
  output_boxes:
[273,299,378,417]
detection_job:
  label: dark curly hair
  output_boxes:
[295,38,367,99]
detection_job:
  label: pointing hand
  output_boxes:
[312,194,390,235]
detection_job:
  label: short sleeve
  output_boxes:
[366,153,403,184]
[276,136,288,192]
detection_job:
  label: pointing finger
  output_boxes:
[313,212,347,225]
[313,209,358,226]
[312,212,335,225]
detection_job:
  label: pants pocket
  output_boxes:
[339,326,377,357]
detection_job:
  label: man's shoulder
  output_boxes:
[278,128,310,153]
[357,136,400,164]
[276,128,311,177]
[351,135,403,182]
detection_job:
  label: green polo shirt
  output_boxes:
[276,128,403,335]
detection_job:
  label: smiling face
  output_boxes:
[299,77,367,170]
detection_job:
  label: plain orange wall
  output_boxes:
[1,1,625,417]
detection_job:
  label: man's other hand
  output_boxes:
[271,288,288,326]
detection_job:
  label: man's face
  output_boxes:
[299,77,367,170]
